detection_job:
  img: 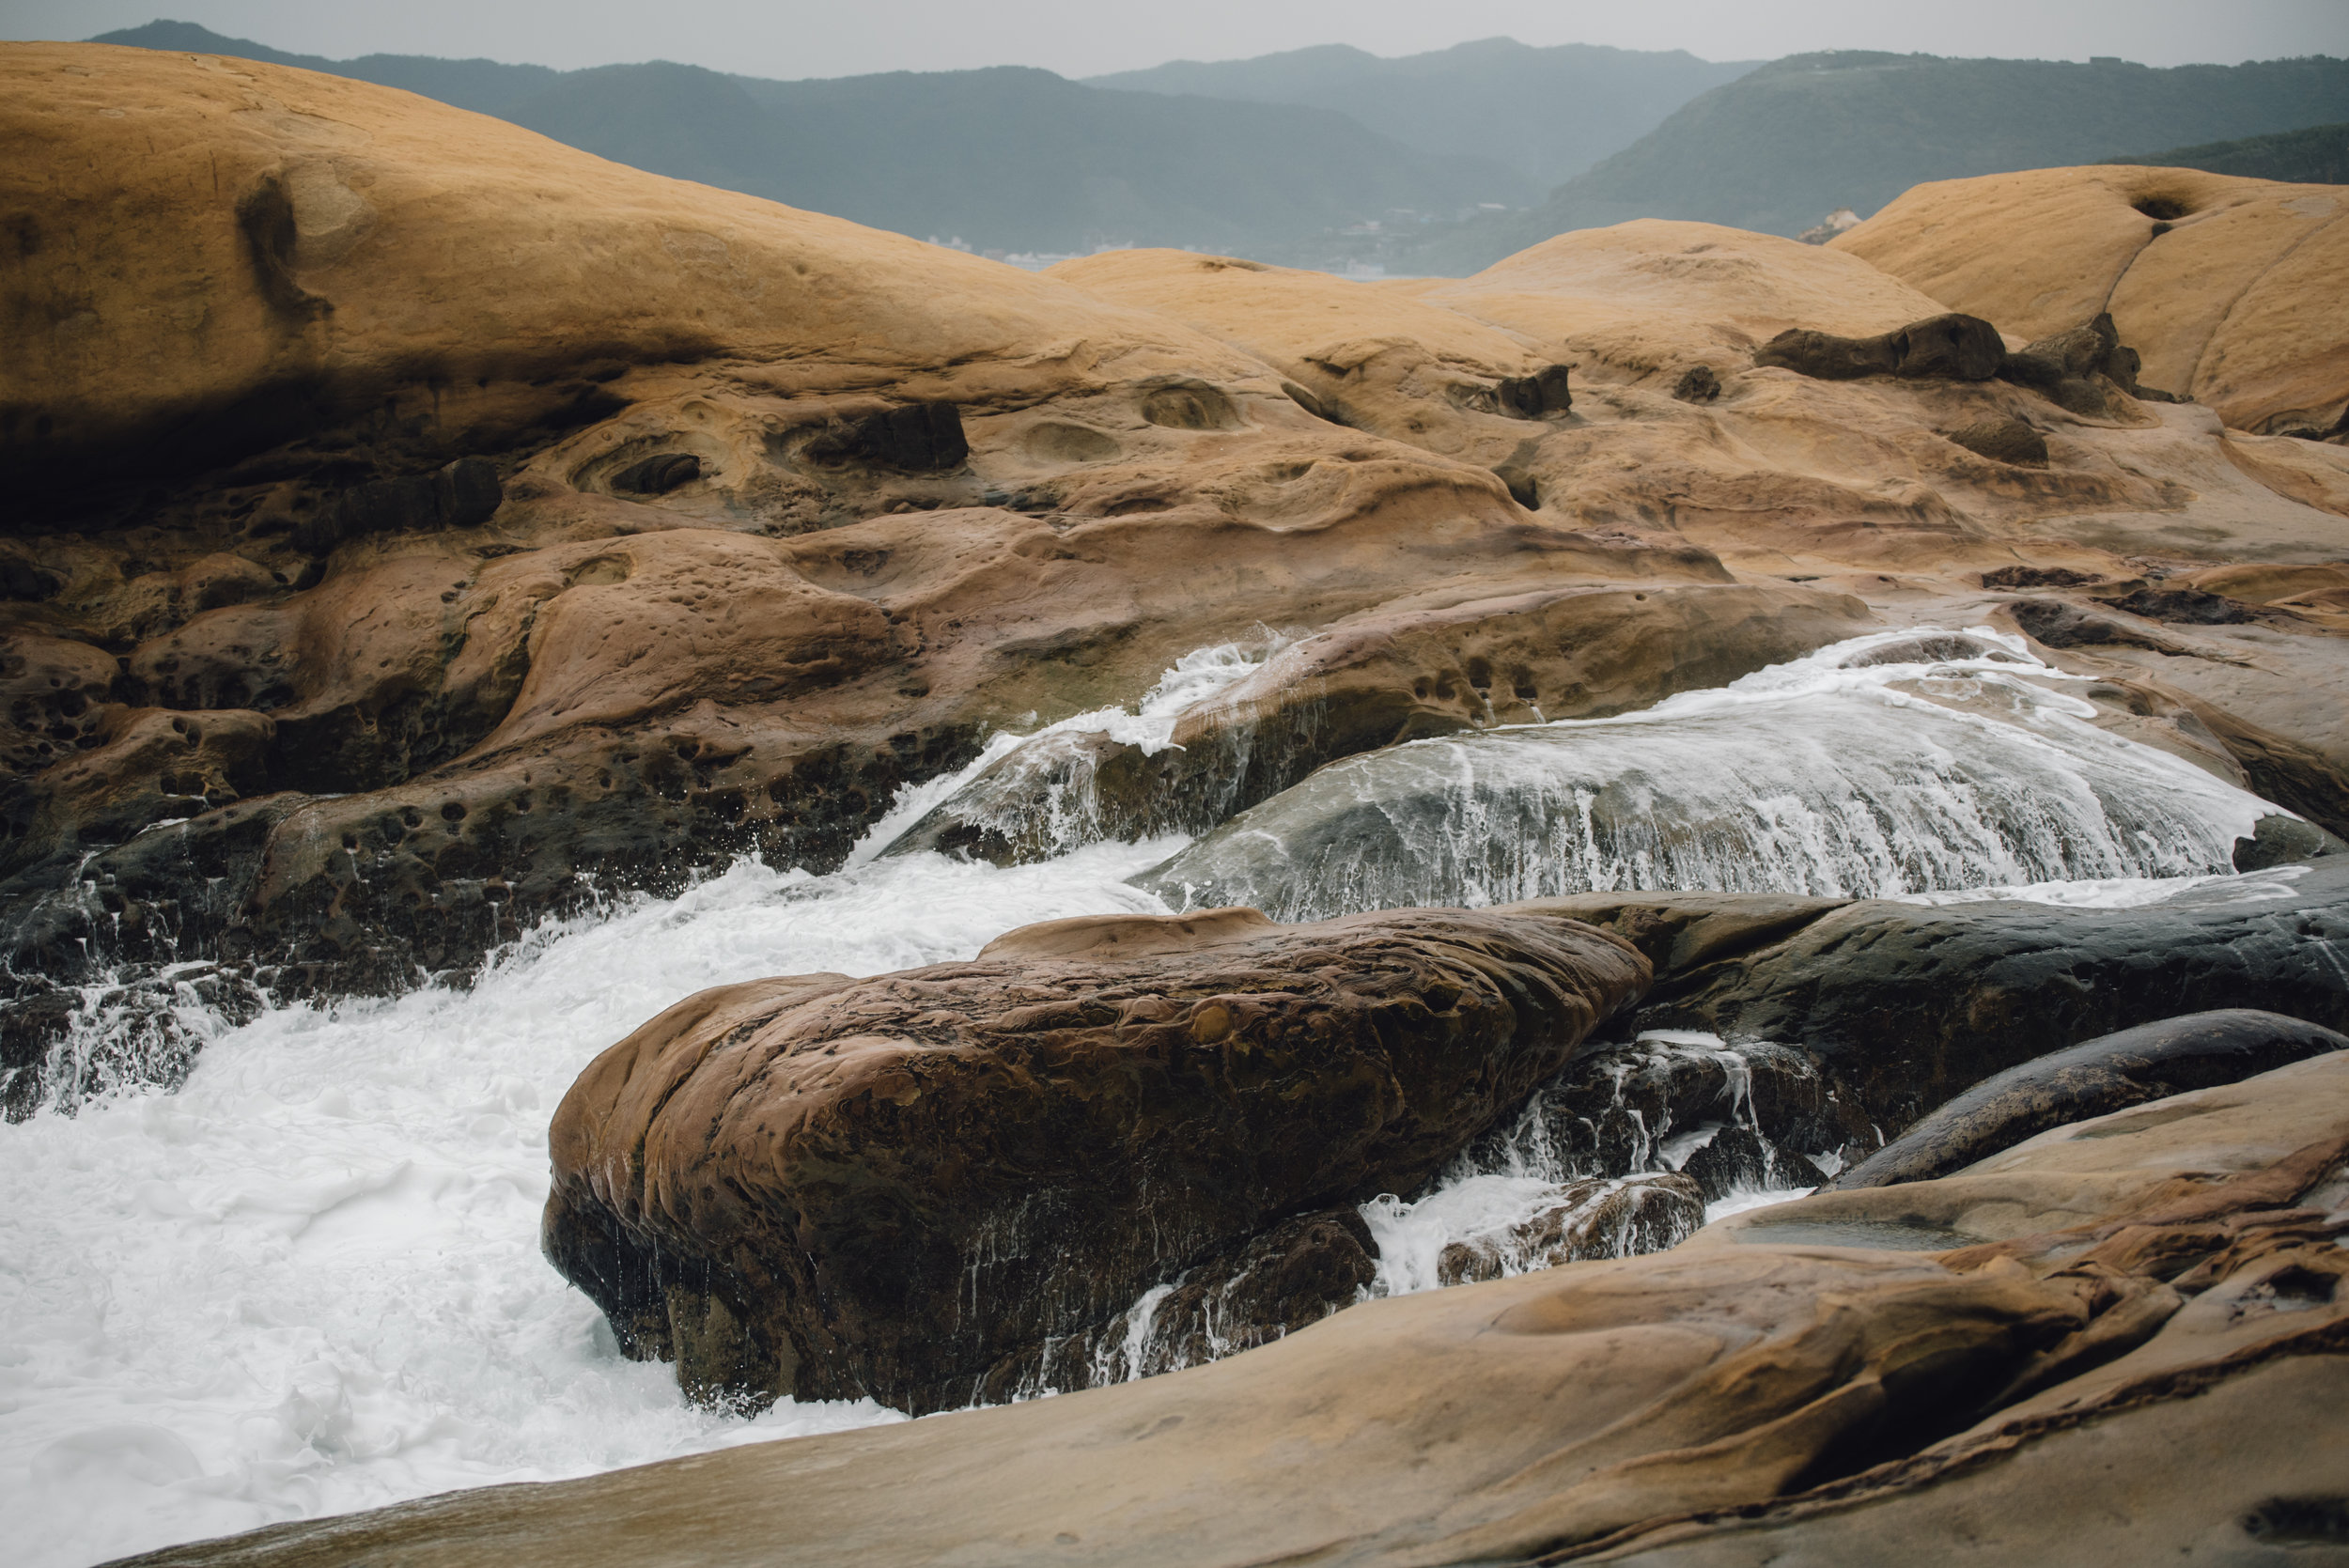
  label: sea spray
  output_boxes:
[1138,628,2285,918]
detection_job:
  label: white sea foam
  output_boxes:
[0,838,1183,1568]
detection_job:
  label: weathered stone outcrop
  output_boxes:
[128,1051,2349,1568]
[9,40,2349,1116]
[1833,163,2349,437]
[541,904,1648,1412]
[1547,857,2349,1130]
[1753,312,2007,382]
[1833,1008,2349,1189]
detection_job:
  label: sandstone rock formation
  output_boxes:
[1833,164,2349,438]
[0,43,1733,1020]
[541,904,1647,1411]
[122,1050,2349,1568]
[9,44,2349,1064]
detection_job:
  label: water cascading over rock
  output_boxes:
[1136,631,2290,921]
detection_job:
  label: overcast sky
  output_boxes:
[6,0,2346,78]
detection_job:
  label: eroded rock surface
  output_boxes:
[1835,163,2349,437]
[541,904,1648,1412]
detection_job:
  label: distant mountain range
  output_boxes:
[85,20,1541,257]
[1085,39,1757,191]
[2116,120,2349,185]
[62,24,2349,275]
[1403,51,2349,272]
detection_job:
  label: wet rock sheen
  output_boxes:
[542,904,1649,1412]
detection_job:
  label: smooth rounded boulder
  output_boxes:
[1830,1008,2349,1189]
[542,904,1649,1413]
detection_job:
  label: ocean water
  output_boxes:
[0,837,1184,1568]
[0,630,2296,1565]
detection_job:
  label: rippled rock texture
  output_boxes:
[542,905,1647,1411]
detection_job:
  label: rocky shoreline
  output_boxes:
[5,37,2347,1568]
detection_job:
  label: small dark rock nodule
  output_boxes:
[1754,312,2004,382]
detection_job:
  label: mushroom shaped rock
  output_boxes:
[1832,164,2349,437]
[542,904,1649,1412]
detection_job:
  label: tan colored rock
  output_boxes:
[122,1053,2349,1568]
[1419,220,1958,387]
[1050,248,1564,468]
[0,42,1273,483]
[1833,164,2349,435]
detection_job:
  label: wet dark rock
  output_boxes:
[1019,1206,1381,1392]
[1754,313,2004,382]
[1671,365,1721,404]
[610,452,700,495]
[0,555,62,600]
[2229,814,2344,870]
[2094,586,2256,625]
[1472,1021,1869,1188]
[1946,415,2049,467]
[1595,859,2349,1132]
[1831,1008,2349,1189]
[301,457,504,552]
[802,403,971,471]
[1982,566,2103,590]
[1496,364,1573,419]
[1436,1173,1703,1285]
[541,904,1649,1413]
[2006,597,2180,652]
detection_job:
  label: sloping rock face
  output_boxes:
[124,1051,2349,1568]
[884,581,1875,862]
[541,905,1647,1412]
[1833,164,2349,438]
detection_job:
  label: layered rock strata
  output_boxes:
[541,904,1648,1411]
